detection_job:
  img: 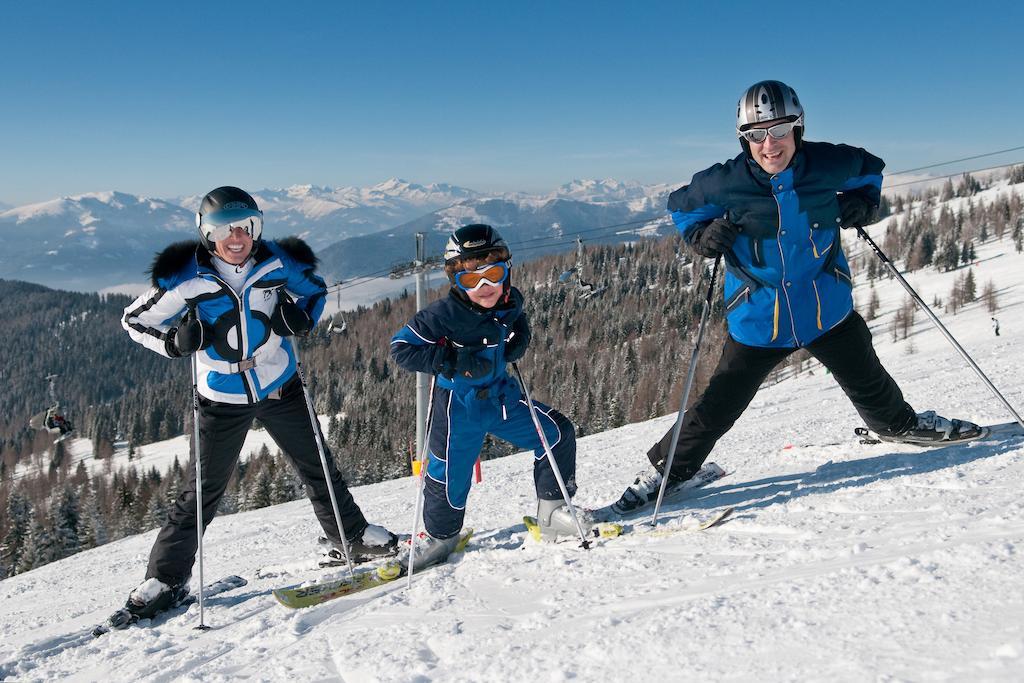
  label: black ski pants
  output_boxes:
[146,375,367,586]
[647,311,916,479]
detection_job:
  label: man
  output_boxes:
[613,81,984,514]
[118,186,397,619]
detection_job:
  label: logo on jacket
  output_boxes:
[264,290,274,301]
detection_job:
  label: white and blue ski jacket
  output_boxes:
[121,238,326,404]
[669,141,884,348]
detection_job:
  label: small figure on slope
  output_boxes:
[613,80,984,515]
[391,224,589,567]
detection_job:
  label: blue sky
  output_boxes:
[1,0,1022,205]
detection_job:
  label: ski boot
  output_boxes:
[126,577,191,620]
[611,461,727,515]
[877,410,987,446]
[319,523,400,567]
[396,531,466,572]
[527,499,595,541]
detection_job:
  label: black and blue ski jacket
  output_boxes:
[668,141,884,348]
[390,287,528,406]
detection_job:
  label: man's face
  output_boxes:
[747,118,798,175]
[213,226,254,265]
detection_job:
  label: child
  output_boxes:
[390,224,587,567]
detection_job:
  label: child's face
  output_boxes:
[466,280,504,308]
[458,257,505,309]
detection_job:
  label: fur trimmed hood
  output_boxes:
[147,237,317,287]
[148,241,200,287]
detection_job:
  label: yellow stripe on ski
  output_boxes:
[274,529,473,609]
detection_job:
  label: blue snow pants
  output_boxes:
[423,385,577,539]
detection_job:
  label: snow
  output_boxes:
[3,221,1024,681]
[11,421,326,486]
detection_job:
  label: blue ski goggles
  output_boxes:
[454,261,510,292]
[197,208,264,243]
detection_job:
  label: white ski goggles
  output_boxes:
[197,208,264,243]
[737,116,803,144]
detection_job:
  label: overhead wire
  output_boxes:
[324,147,1024,288]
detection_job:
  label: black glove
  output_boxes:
[838,193,878,229]
[504,314,531,364]
[170,311,213,356]
[454,348,492,379]
[271,301,313,337]
[431,343,458,379]
[691,218,739,258]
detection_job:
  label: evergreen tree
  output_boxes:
[143,491,165,529]
[1,490,33,576]
[963,268,977,303]
[48,485,81,559]
[77,480,108,550]
[17,518,55,573]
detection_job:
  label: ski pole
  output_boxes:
[292,343,357,580]
[511,363,592,550]
[188,338,210,631]
[856,226,1024,430]
[407,374,437,587]
[651,255,721,526]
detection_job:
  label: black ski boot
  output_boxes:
[125,577,191,620]
[877,411,987,446]
[611,462,727,515]
[319,523,400,567]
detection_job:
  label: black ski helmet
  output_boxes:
[444,224,508,264]
[195,186,264,252]
[736,80,804,154]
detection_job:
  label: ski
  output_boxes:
[91,574,248,638]
[855,420,1024,446]
[273,528,474,609]
[523,506,735,541]
[590,461,730,523]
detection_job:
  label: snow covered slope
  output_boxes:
[3,219,1024,680]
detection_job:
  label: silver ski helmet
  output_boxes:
[443,224,511,282]
[195,186,264,252]
[736,80,804,153]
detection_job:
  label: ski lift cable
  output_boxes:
[883,159,1024,190]
[319,150,1023,295]
[889,145,1024,177]
[510,215,672,248]
[511,150,1024,253]
[513,158,1024,257]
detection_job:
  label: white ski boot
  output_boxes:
[397,531,466,571]
[528,499,595,541]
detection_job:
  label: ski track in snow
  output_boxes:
[4,216,1024,681]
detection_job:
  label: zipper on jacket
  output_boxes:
[205,271,256,401]
[772,182,801,346]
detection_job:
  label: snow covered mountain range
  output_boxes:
[0,179,673,292]
[2,207,1024,679]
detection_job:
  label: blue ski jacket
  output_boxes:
[122,238,326,404]
[390,287,528,409]
[668,141,884,348]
